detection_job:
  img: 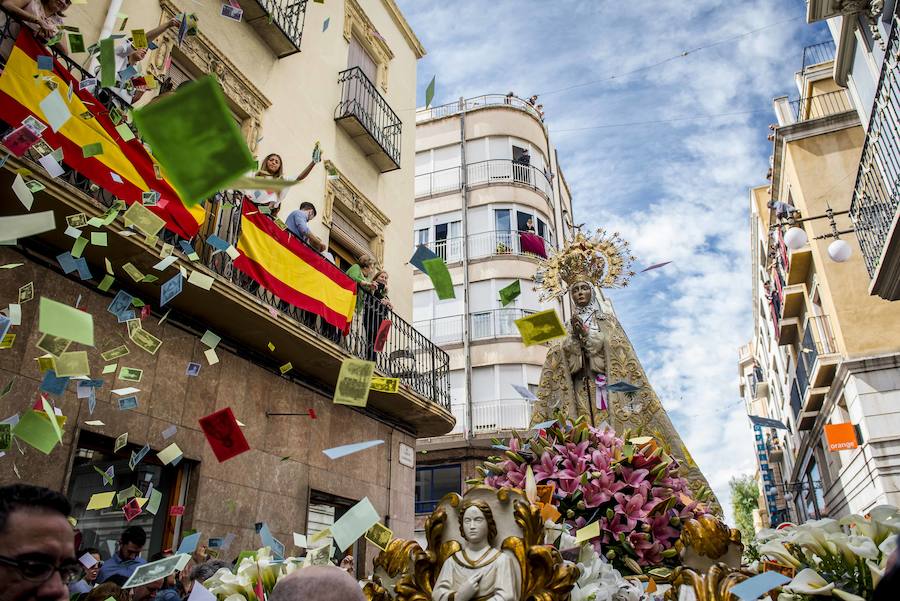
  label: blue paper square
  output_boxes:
[728,572,790,601]
[56,251,78,274]
[179,240,197,256]
[74,258,92,281]
[0,314,10,341]
[40,370,70,396]
[176,531,201,555]
[205,234,229,251]
[37,55,53,71]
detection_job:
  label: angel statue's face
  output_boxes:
[570,281,593,308]
[462,506,488,545]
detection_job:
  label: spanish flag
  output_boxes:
[234,199,357,332]
[0,29,204,239]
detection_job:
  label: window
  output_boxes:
[347,35,377,82]
[416,228,429,246]
[67,431,188,561]
[516,211,532,232]
[434,221,461,262]
[415,465,461,514]
[308,490,369,579]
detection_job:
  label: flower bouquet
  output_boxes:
[204,547,307,600]
[471,414,707,576]
[753,507,900,601]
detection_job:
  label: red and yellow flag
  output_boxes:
[0,29,204,238]
[234,199,357,332]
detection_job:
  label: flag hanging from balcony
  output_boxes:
[0,29,204,239]
[234,199,358,332]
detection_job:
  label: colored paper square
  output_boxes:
[198,407,249,462]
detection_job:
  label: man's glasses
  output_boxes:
[0,555,85,584]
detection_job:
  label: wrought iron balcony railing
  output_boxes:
[788,90,854,122]
[413,315,465,346]
[801,40,836,71]
[850,13,900,296]
[335,66,402,172]
[240,0,308,58]
[412,230,553,268]
[201,191,450,409]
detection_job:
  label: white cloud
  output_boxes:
[399,0,826,524]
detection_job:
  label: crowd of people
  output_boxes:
[0,483,368,601]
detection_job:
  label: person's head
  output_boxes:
[530,95,538,101]
[457,499,497,546]
[374,270,388,286]
[189,559,229,587]
[41,0,70,16]
[260,153,284,178]
[130,579,163,601]
[526,218,534,226]
[358,254,375,270]
[269,566,365,601]
[83,583,126,601]
[537,104,543,110]
[299,201,317,221]
[79,547,101,583]
[570,280,593,308]
[0,484,78,601]
[118,526,146,562]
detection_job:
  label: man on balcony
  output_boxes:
[286,201,327,252]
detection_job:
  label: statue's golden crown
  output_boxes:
[536,228,636,301]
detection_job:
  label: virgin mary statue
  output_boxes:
[531,229,720,511]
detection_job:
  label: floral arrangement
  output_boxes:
[204,547,304,600]
[472,415,705,575]
[754,507,900,601]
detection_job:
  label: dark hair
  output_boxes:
[256,153,284,179]
[299,201,317,217]
[80,546,101,557]
[0,484,71,535]
[121,525,147,547]
[103,574,129,586]
[84,582,126,601]
[190,559,229,583]
[457,499,497,544]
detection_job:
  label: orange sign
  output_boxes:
[824,423,858,452]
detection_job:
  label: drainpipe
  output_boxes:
[459,97,473,445]
[99,0,124,40]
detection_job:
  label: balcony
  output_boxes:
[778,317,800,345]
[0,32,451,435]
[416,94,545,129]
[786,245,813,285]
[470,308,536,340]
[850,14,900,299]
[415,166,463,198]
[766,438,784,462]
[335,67,402,172]
[238,0,308,58]
[788,90,855,122]
[412,231,553,270]
[467,160,554,202]
[801,40,836,72]
[800,315,840,390]
[472,399,533,432]
[413,315,465,346]
[781,284,806,319]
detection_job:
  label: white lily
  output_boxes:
[783,568,835,595]
[839,514,876,541]
[832,589,867,601]
[759,540,803,569]
[846,535,879,560]
[869,505,900,544]
[867,558,885,589]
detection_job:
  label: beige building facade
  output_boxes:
[743,41,900,524]
[410,95,574,531]
[0,0,451,576]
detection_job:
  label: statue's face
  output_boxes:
[462,506,488,544]
[570,281,593,308]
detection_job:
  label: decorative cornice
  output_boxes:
[379,0,426,59]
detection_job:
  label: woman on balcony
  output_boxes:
[363,270,392,361]
[248,150,319,215]
[1,0,67,41]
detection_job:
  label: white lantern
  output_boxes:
[784,227,808,250]
[828,239,853,262]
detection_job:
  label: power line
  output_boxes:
[549,107,773,133]
[536,15,803,97]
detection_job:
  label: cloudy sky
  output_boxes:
[397,0,828,520]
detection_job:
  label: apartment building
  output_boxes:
[0,0,449,576]
[743,38,900,522]
[409,95,574,528]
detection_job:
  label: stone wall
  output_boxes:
[0,249,415,565]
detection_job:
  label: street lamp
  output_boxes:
[772,205,854,263]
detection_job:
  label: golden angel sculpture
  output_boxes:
[530,229,720,511]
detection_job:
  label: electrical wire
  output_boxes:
[535,15,803,97]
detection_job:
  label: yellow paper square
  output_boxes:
[157,443,182,465]
[575,520,600,544]
[86,491,116,510]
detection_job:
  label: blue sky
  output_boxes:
[397,0,828,521]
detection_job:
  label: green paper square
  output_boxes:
[132,76,255,206]
[498,280,521,307]
[115,122,135,142]
[38,297,94,346]
[423,257,454,300]
[82,142,103,158]
[12,410,63,455]
[99,37,115,88]
[71,236,88,258]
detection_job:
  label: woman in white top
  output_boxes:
[249,152,318,215]
[2,0,67,40]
